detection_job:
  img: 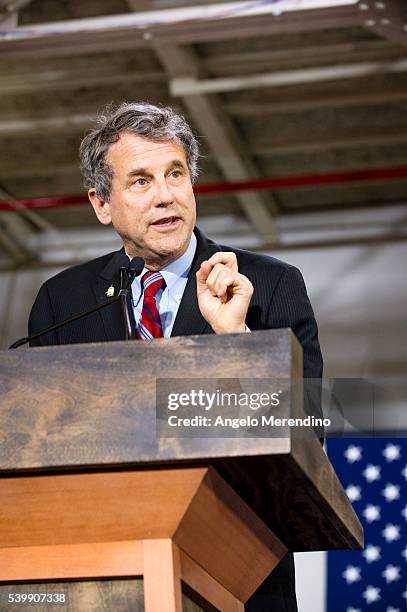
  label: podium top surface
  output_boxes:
[0,329,363,551]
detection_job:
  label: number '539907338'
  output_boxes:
[7,592,66,603]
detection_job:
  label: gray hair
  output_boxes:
[79,102,200,201]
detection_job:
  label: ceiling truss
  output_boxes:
[153,43,279,243]
[0,0,406,268]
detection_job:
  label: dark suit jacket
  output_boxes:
[29,227,323,611]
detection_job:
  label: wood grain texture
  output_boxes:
[143,540,182,612]
[0,467,285,601]
[0,330,363,552]
[0,330,299,470]
[214,443,363,552]
[289,436,364,549]
[0,541,143,582]
[0,541,246,610]
[174,467,287,603]
[181,551,244,612]
[0,541,250,610]
[0,469,207,548]
[0,579,144,612]
[0,580,211,612]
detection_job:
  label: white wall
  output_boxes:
[266,241,407,378]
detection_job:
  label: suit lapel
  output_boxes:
[171,228,220,337]
[92,250,127,342]
[90,229,221,340]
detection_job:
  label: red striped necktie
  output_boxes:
[135,271,166,340]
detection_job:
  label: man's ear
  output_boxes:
[88,188,112,225]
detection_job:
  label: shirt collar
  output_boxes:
[160,232,197,290]
[125,232,197,291]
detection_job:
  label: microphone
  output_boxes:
[9,255,145,349]
[118,256,145,341]
[118,255,144,293]
[128,256,145,284]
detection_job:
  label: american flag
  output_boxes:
[326,438,406,611]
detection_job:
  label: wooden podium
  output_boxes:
[0,330,363,611]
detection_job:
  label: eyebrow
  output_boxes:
[126,159,187,183]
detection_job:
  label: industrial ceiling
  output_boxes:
[0,0,406,268]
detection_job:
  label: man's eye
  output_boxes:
[135,178,147,186]
[171,170,182,178]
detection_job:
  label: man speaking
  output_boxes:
[28,102,323,611]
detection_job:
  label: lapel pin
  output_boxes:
[106,286,115,297]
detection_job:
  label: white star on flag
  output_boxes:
[342,565,361,584]
[363,464,381,482]
[346,484,362,502]
[382,565,400,583]
[362,544,381,563]
[344,445,362,462]
[362,504,381,523]
[382,483,400,502]
[382,523,400,543]
[363,585,381,604]
[327,438,406,609]
[382,444,401,462]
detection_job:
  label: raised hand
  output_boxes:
[196,252,253,334]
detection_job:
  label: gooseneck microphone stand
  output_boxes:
[119,265,133,341]
[9,256,144,349]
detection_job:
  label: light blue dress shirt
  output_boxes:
[129,233,197,338]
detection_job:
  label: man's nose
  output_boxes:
[153,178,173,206]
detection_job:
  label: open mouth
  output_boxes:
[151,216,180,228]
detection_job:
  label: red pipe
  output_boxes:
[1,165,407,212]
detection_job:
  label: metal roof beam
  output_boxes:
[3,127,407,179]
[0,114,92,137]
[226,88,407,115]
[204,39,400,72]
[359,0,407,48]
[170,58,407,96]
[0,163,79,180]
[0,2,361,58]
[0,185,56,265]
[0,214,36,264]
[0,70,164,96]
[253,129,407,156]
[0,0,32,27]
[154,43,279,243]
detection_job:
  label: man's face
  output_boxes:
[89,132,196,268]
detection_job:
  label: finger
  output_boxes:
[198,261,230,296]
[233,272,254,296]
[209,269,253,299]
[207,251,238,273]
[196,260,212,282]
[196,260,214,293]
[206,267,237,299]
[205,263,229,285]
